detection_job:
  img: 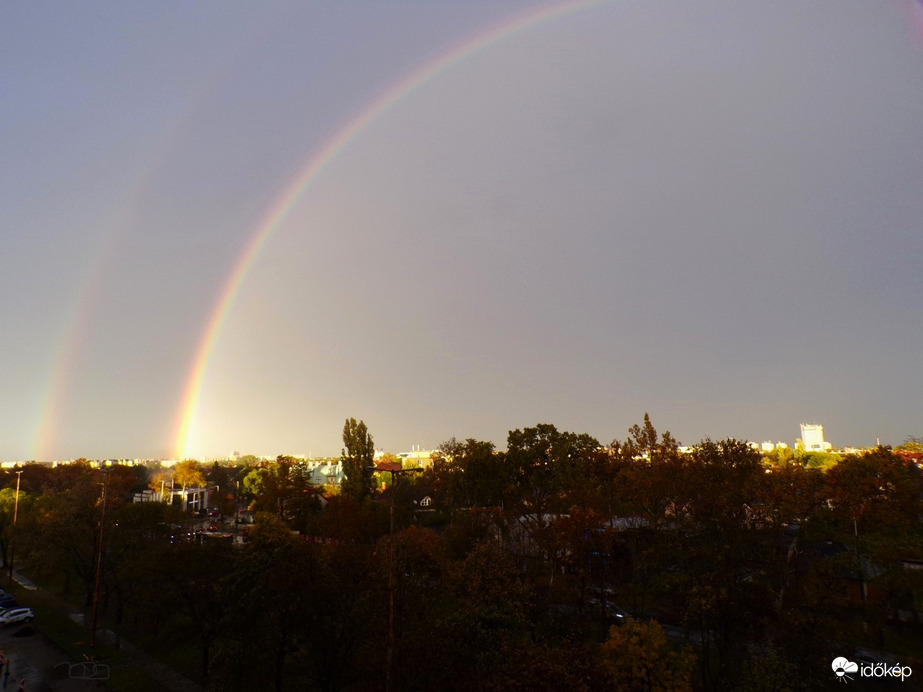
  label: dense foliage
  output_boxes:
[5,418,922,691]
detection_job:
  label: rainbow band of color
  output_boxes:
[173,0,611,459]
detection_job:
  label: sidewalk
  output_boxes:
[10,572,38,591]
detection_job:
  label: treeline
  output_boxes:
[0,416,920,691]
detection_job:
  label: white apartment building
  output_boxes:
[800,423,832,451]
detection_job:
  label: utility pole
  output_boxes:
[854,516,867,602]
[234,480,240,540]
[7,470,22,587]
[90,469,110,647]
[368,462,422,692]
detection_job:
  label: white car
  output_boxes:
[0,607,34,625]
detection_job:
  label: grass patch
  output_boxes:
[107,661,169,692]
[121,613,206,684]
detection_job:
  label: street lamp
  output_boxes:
[90,469,110,647]
[233,480,242,539]
[367,462,422,692]
[7,470,22,587]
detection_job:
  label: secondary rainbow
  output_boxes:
[172,0,613,459]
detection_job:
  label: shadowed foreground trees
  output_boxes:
[208,523,385,692]
[24,461,115,605]
[600,619,695,691]
[158,540,235,678]
[9,418,923,691]
[0,486,33,570]
[432,438,509,510]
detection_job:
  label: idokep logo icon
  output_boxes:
[832,656,913,684]
[832,658,859,683]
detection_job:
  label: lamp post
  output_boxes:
[90,469,110,647]
[7,470,22,587]
[367,462,422,692]
[234,480,240,537]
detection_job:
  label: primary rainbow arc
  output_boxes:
[172,0,612,460]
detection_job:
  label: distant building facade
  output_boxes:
[800,423,832,451]
[760,441,790,452]
[397,446,435,469]
[305,460,344,486]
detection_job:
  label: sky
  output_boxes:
[2,0,922,462]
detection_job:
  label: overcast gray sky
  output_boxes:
[2,0,921,461]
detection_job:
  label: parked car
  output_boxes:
[0,607,34,626]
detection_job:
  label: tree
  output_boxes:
[341,418,375,503]
[762,446,795,468]
[762,464,826,522]
[206,460,232,488]
[618,413,679,464]
[0,487,33,569]
[432,438,509,510]
[506,423,600,513]
[599,619,695,691]
[174,459,205,490]
[611,415,684,524]
[685,437,762,532]
[672,439,768,687]
[550,505,607,599]
[25,463,117,605]
[823,447,921,535]
[148,468,174,500]
[896,435,923,454]
[504,424,600,580]
[802,450,841,471]
[439,542,533,687]
[101,501,183,627]
[245,457,320,533]
[159,540,237,678]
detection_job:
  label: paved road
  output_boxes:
[0,622,90,692]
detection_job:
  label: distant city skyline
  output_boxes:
[2,1,922,462]
[0,418,904,464]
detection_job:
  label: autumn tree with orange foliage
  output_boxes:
[600,619,695,692]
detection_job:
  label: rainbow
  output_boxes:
[33,286,92,462]
[32,217,131,462]
[911,0,923,46]
[172,0,613,459]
